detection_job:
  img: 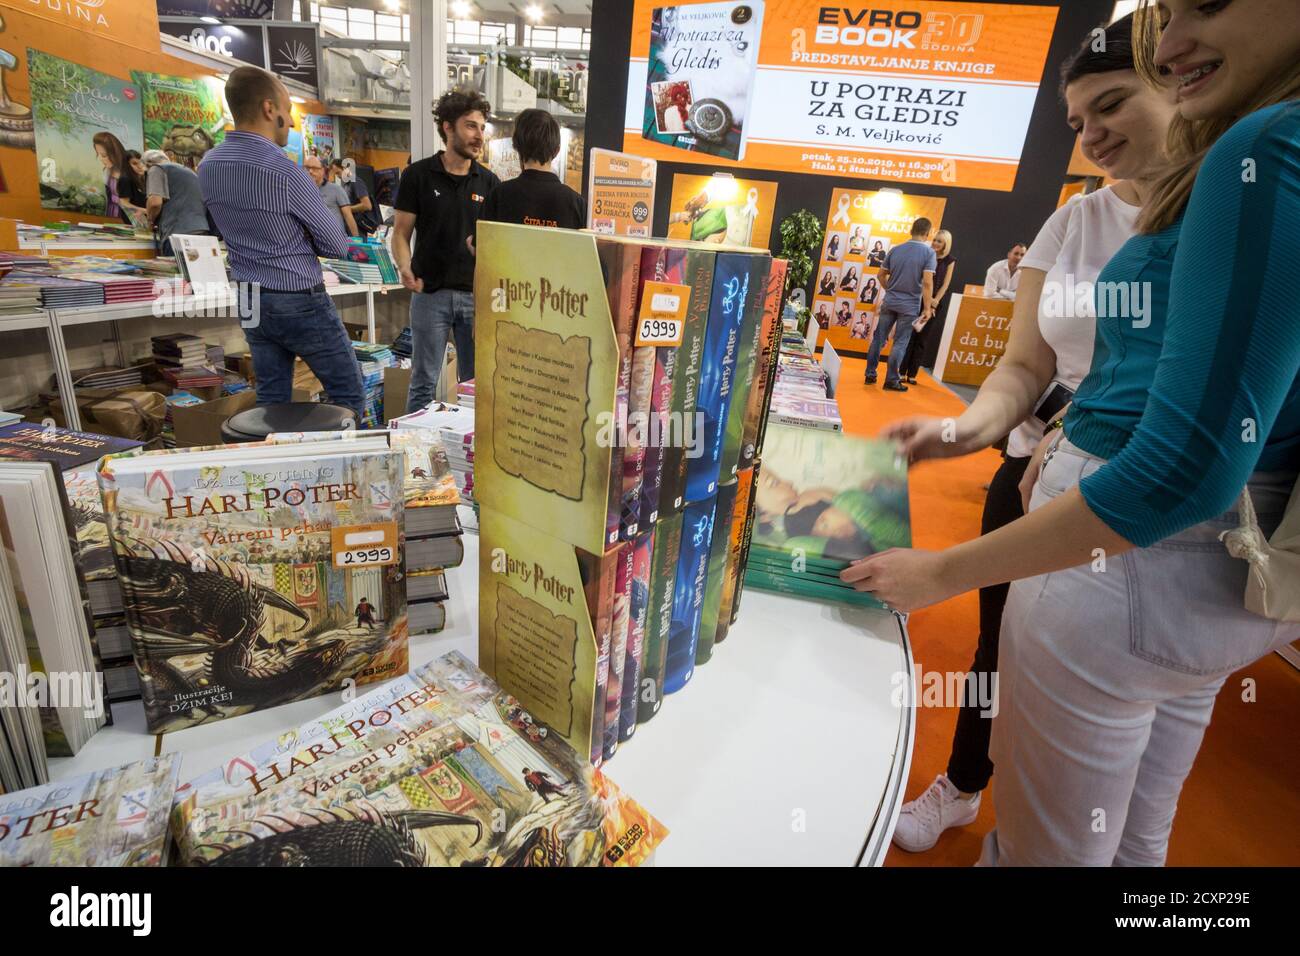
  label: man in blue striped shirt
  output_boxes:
[198,66,365,418]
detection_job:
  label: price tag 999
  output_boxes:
[635,281,690,347]
[331,522,399,569]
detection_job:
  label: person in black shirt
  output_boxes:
[480,109,585,229]
[393,89,500,412]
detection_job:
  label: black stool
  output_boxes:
[221,402,358,444]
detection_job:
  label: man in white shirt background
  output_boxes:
[983,242,1027,299]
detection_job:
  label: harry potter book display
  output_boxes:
[172,652,666,867]
[475,222,785,764]
[98,435,409,734]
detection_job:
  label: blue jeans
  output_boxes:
[864,306,916,386]
[407,289,474,413]
[242,290,365,417]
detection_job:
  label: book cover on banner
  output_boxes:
[474,223,619,555]
[715,463,755,645]
[641,2,766,163]
[171,652,667,867]
[479,508,601,762]
[743,259,787,468]
[637,510,682,725]
[718,254,772,481]
[0,755,181,867]
[657,245,717,519]
[578,543,622,766]
[98,440,409,734]
[685,251,760,503]
[601,241,643,546]
[695,477,741,665]
[617,528,655,743]
[663,494,716,694]
[602,542,636,761]
[747,425,910,608]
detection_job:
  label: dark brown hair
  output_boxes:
[512,108,561,165]
[225,66,283,126]
[92,131,127,175]
[434,88,491,142]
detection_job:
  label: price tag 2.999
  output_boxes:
[635,281,690,347]
[331,522,399,569]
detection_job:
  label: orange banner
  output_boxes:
[811,186,946,355]
[933,293,1014,386]
[624,0,1059,190]
[17,0,161,58]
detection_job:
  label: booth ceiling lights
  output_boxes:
[451,0,474,17]
[525,4,545,22]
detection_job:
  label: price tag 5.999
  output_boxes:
[331,522,399,569]
[635,281,691,347]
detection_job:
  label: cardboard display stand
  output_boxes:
[475,222,779,763]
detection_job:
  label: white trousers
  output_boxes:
[983,439,1298,866]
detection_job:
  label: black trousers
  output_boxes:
[945,452,1031,794]
[900,319,933,378]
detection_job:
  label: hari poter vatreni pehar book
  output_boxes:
[171,651,667,867]
[98,437,409,734]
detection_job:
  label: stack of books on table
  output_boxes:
[325,259,383,283]
[72,365,146,390]
[742,423,910,609]
[152,332,206,369]
[768,394,842,431]
[390,326,412,358]
[135,257,181,278]
[0,280,43,315]
[61,272,158,304]
[4,272,104,309]
[352,341,395,427]
[391,401,475,508]
[390,428,463,634]
[0,251,49,270]
[457,379,475,408]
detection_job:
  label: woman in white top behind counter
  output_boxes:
[879,12,1179,854]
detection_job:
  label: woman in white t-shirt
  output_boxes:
[878,13,1179,855]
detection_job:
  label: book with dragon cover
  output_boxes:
[98,437,409,734]
[171,651,667,867]
[642,2,766,164]
[0,755,181,866]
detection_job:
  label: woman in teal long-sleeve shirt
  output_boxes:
[847,0,1300,865]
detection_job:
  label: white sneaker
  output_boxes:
[891,774,981,852]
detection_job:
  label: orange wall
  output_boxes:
[357,148,408,172]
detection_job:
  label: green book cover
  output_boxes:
[695,477,741,666]
[717,254,772,483]
[636,510,682,725]
[751,424,910,568]
[743,566,888,610]
[657,248,717,519]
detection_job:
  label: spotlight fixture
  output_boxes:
[525,3,544,21]
[451,0,473,17]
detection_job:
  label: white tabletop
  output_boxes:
[51,525,912,866]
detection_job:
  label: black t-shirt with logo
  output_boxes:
[394,152,499,292]
[480,169,586,231]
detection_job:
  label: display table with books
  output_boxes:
[47,531,914,866]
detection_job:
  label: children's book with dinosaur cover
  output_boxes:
[171,651,666,867]
[0,755,181,867]
[98,436,409,734]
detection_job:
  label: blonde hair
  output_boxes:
[1133,0,1300,233]
[932,229,953,257]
